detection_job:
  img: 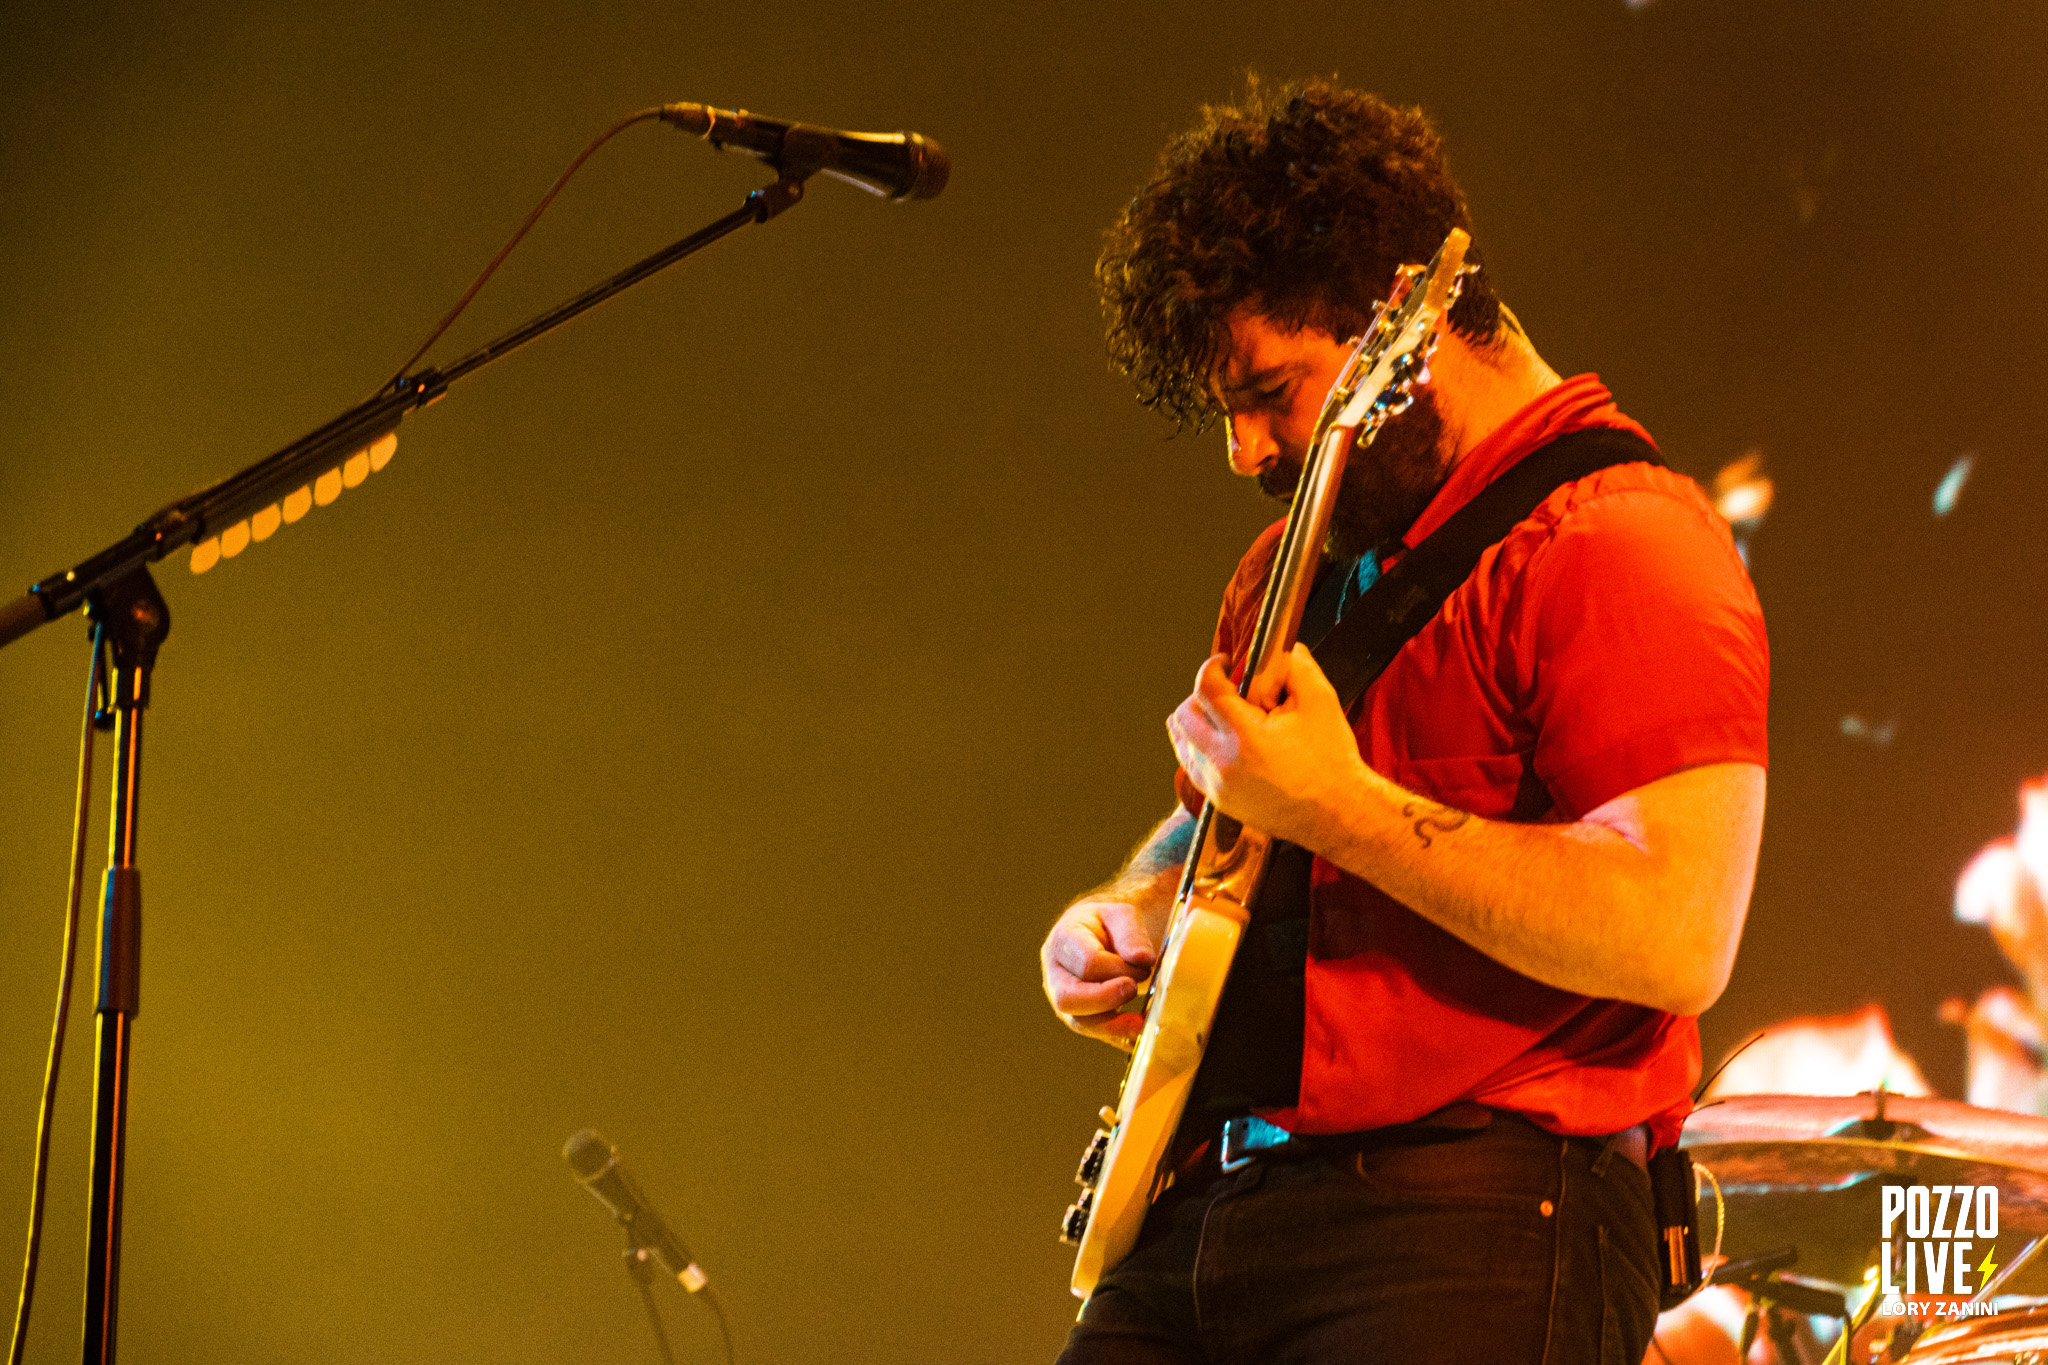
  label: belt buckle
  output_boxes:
[1219,1115,1295,1173]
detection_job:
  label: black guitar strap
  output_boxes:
[1188,424,1665,1115]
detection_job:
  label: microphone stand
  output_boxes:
[1,167,815,1365]
[0,170,810,653]
[622,1249,680,1365]
[79,570,167,1365]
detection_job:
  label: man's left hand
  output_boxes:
[1166,644,1368,849]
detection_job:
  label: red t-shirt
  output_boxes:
[1172,375,1769,1149]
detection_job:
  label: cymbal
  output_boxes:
[1685,1095,2048,1166]
[1680,1095,2048,1291]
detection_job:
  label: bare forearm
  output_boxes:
[1084,807,1194,940]
[1318,780,1686,1007]
[1304,762,1762,1016]
[1168,642,1763,1019]
[1043,807,1197,1043]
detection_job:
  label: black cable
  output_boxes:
[700,1285,736,1365]
[9,624,108,1365]
[1693,1029,1770,1102]
[632,1272,678,1365]
[624,1253,730,1365]
[381,105,670,393]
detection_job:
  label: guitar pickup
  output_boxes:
[1059,1188,1094,1246]
[1075,1129,1110,1187]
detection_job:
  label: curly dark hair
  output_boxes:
[1097,76,1502,431]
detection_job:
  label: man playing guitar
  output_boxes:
[1040,79,1768,1364]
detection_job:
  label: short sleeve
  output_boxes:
[1514,483,1769,819]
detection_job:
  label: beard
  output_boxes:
[1257,389,1451,562]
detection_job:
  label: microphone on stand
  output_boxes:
[563,1128,709,1293]
[659,102,950,200]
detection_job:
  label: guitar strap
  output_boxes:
[1187,424,1665,1115]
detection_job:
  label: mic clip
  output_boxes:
[624,1244,708,1294]
[741,126,848,223]
[775,125,839,185]
[747,176,806,224]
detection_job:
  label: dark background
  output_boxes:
[3,1,2044,1360]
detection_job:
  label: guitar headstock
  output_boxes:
[1321,227,1472,439]
[1230,227,1476,697]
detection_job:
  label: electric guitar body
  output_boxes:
[1060,227,1472,1301]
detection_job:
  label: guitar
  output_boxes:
[1060,227,1472,1300]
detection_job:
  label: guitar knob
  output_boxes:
[1059,1188,1095,1245]
[1075,1129,1110,1186]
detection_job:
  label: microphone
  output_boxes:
[659,102,949,200]
[563,1128,709,1293]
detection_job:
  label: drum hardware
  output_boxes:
[1672,1096,2048,1362]
[1899,1303,2048,1363]
[1886,1234,2048,1363]
[1711,1246,1801,1284]
[1970,1231,2046,1303]
[1701,1245,1852,1360]
[1821,1274,1887,1365]
[1883,1317,1930,1362]
[1684,1095,2048,1295]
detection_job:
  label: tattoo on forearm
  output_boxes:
[1400,801,1471,850]
[1126,813,1196,879]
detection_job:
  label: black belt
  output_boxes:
[1214,1106,1651,1175]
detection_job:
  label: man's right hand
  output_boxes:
[1041,899,1159,1048]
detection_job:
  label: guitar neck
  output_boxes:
[1237,421,1360,697]
[1064,228,1472,1300]
[1173,802,1219,903]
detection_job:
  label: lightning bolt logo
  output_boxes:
[1980,1246,1999,1285]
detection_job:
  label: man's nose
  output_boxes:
[1226,414,1280,477]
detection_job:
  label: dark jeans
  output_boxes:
[1057,1114,1658,1365]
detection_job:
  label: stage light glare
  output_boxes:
[1956,840,2023,926]
[2017,777,2048,890]
[1934,453,1975,517]
[1716,481,1773,523]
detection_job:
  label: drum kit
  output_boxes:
[1682,1091,2048,1363]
